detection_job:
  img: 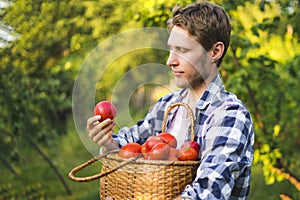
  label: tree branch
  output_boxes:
[279,193,292,200]
[0,154,18,175]
[272,167,300,191]
[23,133,72,195]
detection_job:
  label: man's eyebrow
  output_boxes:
[168,44,190,50]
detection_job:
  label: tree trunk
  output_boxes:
[0,154,18,175]
[23,133,72,195]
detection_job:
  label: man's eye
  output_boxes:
[179,48,188,53]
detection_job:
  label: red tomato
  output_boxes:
[94,101,117,122]
[119,143,142,159]
[178,147,199,161]
[168,147,179,161]
[149,143,170,160]
[157,132,177,148]
[145,136,166,152]
[181,141,200,153]
[141,143,149,159]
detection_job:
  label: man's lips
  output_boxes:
[172,70,184,76]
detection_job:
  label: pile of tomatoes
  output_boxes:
[119,132,200,161]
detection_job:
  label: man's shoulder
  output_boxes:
[224,92,250,112]
[209,89,251,117]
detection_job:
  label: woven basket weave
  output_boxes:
[69,102,200,199]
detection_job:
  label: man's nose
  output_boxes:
[166,51,179,67]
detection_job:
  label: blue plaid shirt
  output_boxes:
[114,73,254,199]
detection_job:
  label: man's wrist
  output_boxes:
[104,139,119,151]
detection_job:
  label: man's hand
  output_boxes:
[86,115,118,149]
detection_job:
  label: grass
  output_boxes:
[0,118,299,199]
[0,118,100,200]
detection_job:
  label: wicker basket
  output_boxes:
[69,102,200,199]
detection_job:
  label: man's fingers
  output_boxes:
[88,118,113,138]
[97,130,114,146]
[86,115,101,130]
[92,121,114,142]
[88,119,115,146]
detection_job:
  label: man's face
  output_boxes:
[166,26,215,89]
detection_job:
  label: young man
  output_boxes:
[87,2,254,199]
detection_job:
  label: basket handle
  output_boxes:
[68,149,138,182]
[161,102,195,140]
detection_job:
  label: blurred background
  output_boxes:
[0,0,299,199]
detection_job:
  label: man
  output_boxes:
[87,2,254,199]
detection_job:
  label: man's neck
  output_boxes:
[189,73,217,105]
[190,84,206,105]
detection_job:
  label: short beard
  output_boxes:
[174,73,206,90]
[189,73,206,89]
[190,76,205,88]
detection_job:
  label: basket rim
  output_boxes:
[104,153,200,166]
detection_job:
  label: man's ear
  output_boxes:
[209,42,224,63]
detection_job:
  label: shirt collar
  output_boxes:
[171,73,224,110]
[197,73,224,110]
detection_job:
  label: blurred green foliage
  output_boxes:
[0,0,299,198]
